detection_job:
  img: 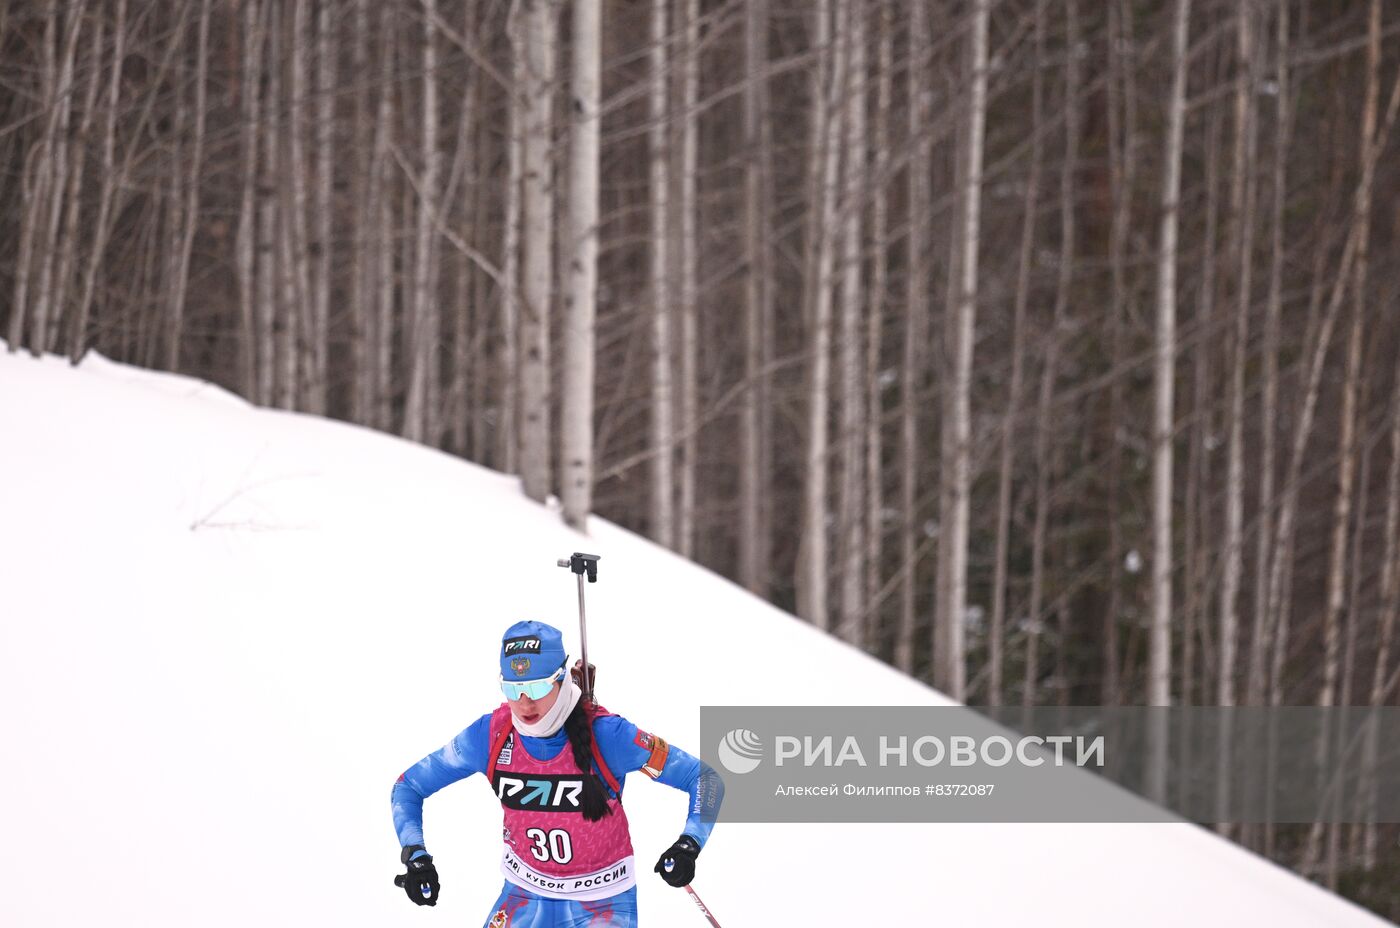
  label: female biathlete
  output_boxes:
[390,620,723,926]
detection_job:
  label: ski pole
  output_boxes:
[556,552,600,702]
[684,885,724,927]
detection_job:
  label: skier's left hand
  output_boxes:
[654,835,700,887]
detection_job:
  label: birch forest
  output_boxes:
[2,0,1399,913]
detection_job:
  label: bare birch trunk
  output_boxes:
[288,1,314,406]
[469,104,491,460]
[939,114,963,702]
[374,177,395,430]
[837,2,867,646]
[159,105,185,370]
[798,0,847,632]
[9,129,44,352]
[499,2,525,474]
[254,7,277,405]
[310,0,335,414]
[135,215,158,365]
[396,181,415,418]
[348,0,368,421]
[1191,87,1224,824]
[992,0,1044,708]
[367,6,397,429]
[7,8,51,355]
[422,0,445,445]
[1247,0,1290,709]
[933,0,988,699]
[519,0,556,503]
[470,136,491,460]
[677,0,701,558]
[1184,100,1216,716]
[1147,0,1191,802]
[1103,0,1137,707]
[440,0,479,456]
[1323,0,1379,715]
[350,0,377,423]
[236,0,264,398]
[1028,0,1081,711]
[167,0,211,372]
[448,31,483,458]
[648,0,675,546]
[865,0,893,645]
[1214,0,1256,837]
[1335,435,1370,877]
[31,2,83,355]
[404,0,442,443]
[739,0,771,594]
[265,13,290,408]
[1219,0,1257,712]
[561,0,601,530]
[49,11,103,356]
[897,0,931,671]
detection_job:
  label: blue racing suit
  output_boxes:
[391,709,723,927]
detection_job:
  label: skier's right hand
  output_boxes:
[394,845,440,906]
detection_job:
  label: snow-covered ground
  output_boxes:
[0,346,1390,927]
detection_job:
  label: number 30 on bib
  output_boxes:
[525,827,573,864]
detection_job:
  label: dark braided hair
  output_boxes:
[563,701,614,822]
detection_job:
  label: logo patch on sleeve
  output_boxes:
[635,730,670,779]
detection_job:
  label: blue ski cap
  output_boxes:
[500,620,567,681]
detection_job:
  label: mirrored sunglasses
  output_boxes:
[500,666,565,701]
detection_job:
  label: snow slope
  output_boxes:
[0,347,1389,927]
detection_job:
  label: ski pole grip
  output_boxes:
[558,552,600,582]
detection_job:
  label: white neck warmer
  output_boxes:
[512,676,581,738]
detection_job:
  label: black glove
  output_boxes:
[394,845,440,906]
[653,835,701,888]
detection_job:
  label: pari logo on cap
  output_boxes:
[499,621,567,680]
[503,636,542,656]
